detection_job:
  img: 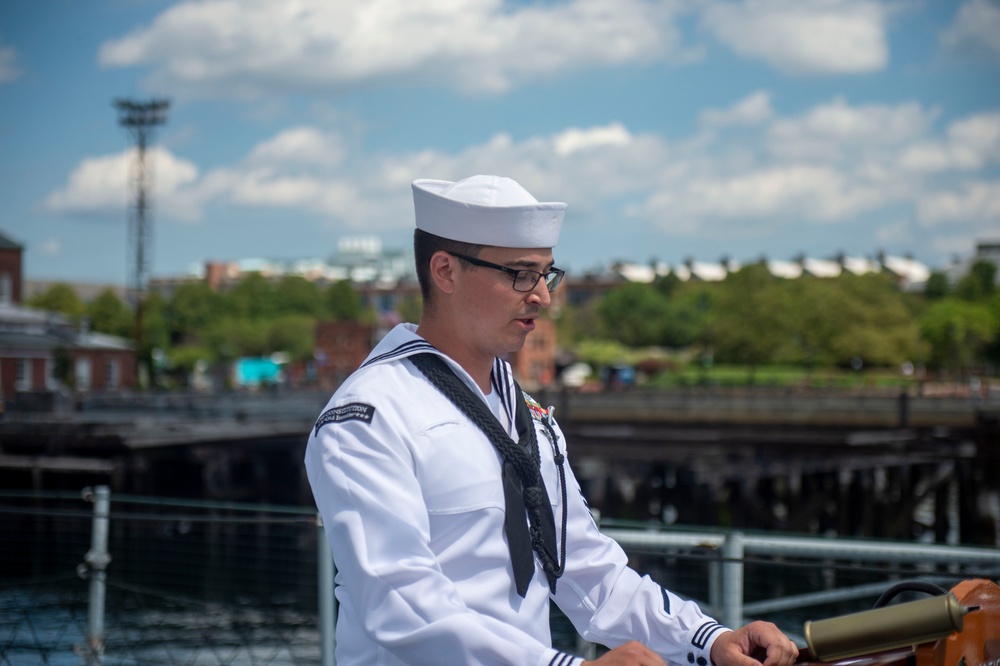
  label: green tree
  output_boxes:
[654,272,683,298]
[325,280,363,321]
[396,295,423,325]
[205,317,271,358]
[274,276,324,317]
[708,264,791,379]
[781,278,842,367]
[167,344,214,386]
[86,289,133,338]
[555,301,602,346]
[226,273,277,320]
[955,260,997,302]
[574,339,637,369]
[142,292,170,353]
[27,283,85,322]
[595,282,671,347]
[924,271,950,299]
[267,315,317,362]
[829,274,924,367]
[661,284,712,349]
[986,291,1000,365]
[920,298,996,374]
[167,282,221,343]
[141,292,171,386]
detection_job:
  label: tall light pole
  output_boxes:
[114,98,169,386]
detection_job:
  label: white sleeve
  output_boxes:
[548,421,731,664]
[305,396,583,666]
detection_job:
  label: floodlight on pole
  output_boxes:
[113,97,169,386]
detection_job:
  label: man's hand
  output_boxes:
[710,621,799,666]
[583,640,667,665]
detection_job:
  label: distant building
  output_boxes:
[0,303,136,403]
[562,271,625,308]
[945,241,1000,287]
[509,317,558,391]
[313,320,377,389]
[767,259,803,280]
[354,277,422,316]
[0,229,136,408]
[23,280,127,303]
[686,259,731,282]
[879,253,931,292]
[840,255,880,276]
[0,230,23,306]
[801,257,842,279]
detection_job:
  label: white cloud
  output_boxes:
[39,238,61,257]
[248,127,347,167]
[768,98,936,161]
[917,181,1000,228]
[699,90,774,128]
[0,43,21,83]
[44,93,1000,265]
[45,148,200,220]
[553,123,633,156]
[899,110,1000,172]
[875,218,913,246]
[98,0,689,98]
[640,164,887,235]
[701,0,889,75]
[940,0,1000,61]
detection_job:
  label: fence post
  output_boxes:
[317,514,336,666]
[720,532,744,630]
[708,555,721,616]
[83,485,111,665]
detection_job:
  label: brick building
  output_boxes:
[0,231,23,306]
[0,229,136,409]
[313,320,377,390]
[508,316,558,390]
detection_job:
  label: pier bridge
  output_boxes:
[1,388,997,545]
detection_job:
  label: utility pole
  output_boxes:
[114,98,169,387]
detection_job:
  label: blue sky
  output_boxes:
[1,0,998,285]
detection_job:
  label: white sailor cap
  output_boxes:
[412,175,566,248]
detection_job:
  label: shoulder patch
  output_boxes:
[314,402,376,435]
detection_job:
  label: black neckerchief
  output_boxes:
[409,352,566,597]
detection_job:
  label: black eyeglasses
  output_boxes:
[449,252,565,293]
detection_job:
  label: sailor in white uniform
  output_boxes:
[305,175,800,666]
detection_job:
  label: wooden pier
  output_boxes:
[1,389,997,545]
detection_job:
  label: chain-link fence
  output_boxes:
[3,490,999,665]
[2,489,320,665]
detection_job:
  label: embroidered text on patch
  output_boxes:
[314,402,376,435]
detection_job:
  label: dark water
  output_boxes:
[1,500,588,664]
[5,493,966,664]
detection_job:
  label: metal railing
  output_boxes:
[2,488,998,665]
[602,526,1000,634]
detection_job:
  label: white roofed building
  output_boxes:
[687,261,729,282]
[880,254,931,292]
[801,258,842,279]
[767,260,803,279]
[841,256,880,276]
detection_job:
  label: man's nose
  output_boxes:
[527,278,551,307]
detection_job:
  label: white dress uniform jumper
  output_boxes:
[305,323,730,666]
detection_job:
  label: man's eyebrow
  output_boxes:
[506,258,556,270]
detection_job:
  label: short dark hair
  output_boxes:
[413,229,486,305]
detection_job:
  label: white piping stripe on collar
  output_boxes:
[360,328,519,435]
[491,357,517,435]
[361,340,436,368]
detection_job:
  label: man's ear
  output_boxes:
[429,251,459,294]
